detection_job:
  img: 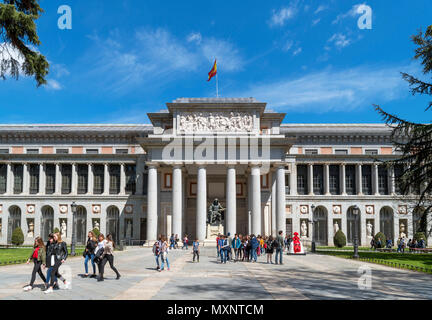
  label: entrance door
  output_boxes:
[76,206,87,244]
[41,206,54,241]
[140,218,147,241]
[313,206,328,245]
[106,206,120,244]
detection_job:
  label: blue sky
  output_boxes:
[0,0,431,124]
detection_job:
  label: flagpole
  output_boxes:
[216,72,219,98]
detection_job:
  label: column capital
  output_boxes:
[145,162,160,168]
[171,163,184,169]
[272,162,286,169]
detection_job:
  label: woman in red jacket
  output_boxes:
[23,237,47,291]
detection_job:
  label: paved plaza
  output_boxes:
[0,247,431,300]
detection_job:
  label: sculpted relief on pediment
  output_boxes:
[178,111,254,133]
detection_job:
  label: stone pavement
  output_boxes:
[1,247,431,300]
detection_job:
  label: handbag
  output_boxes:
[82,249,87,258]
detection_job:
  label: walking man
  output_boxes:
[275,230,284,265]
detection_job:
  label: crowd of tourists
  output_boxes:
[215,231,289,264]
[370,236,427,252]
[23,231,120,293]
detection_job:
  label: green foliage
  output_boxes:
[333,230,347,248]
[52,227,59,234]
[414,232,426,243]
[11,227,24,246]
[0,0,49,86]
[374,232,386,248]
[92,228,100,238]
[374,25,432,224]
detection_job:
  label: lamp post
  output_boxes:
[353,205,360,259]
[310,204,316,253]
[71,201,77,256]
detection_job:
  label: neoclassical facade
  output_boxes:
[0,98,429,246]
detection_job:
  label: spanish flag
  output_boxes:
[207,59,217,81]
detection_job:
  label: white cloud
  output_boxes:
[328,33,351,49]
[46,79,62,91]
[187,32,202,44]
[314,5,327,15]
[282,40,294,52]
[312,18,321,26]
[332,3,365,24]
[269,7,296,27]
[82,28,243,94]
[293,47,302,56]
[229,65,413,113]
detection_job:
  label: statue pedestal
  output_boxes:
[206,223,224,241]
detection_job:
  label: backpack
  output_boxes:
[273,239,280,248]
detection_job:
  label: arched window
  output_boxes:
[8,206,21,243]
[41,206,54,241]
[379,207,394,241]
[75,206,87,244]
[107,206,120,244]
[313,206,328,245]
[347,206,361,245]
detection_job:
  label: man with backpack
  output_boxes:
[152,240,161,270]
[275,230,284,265]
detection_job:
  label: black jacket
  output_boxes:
[46,242,56,267]
[85,238,97,255]
[53,241,68,262]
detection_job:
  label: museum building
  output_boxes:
[0,98,429,246]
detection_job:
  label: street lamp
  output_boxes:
[310,204,316,253]
[71,201,77,256]
[353,205,360,259]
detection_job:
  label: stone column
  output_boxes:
[120,163,126,195]
[324,163,330,195]
[196,165,207,241]
[6,163,13,195]
[71,163,78,195]
[290,163,297,195]
[39,163,45,195]
[226,165,237,236]
[247,173,252,235]
[276,165,286,236]
[372,164,379,195]
[87,164,94,195]
[388,166,395,195]
[147,165,158,241]
[22,163,29,194]
[172,165,182,238]
[340,163,347,195]
[308,164,314,195]
[356,164,363,195]
[55,163,61,195]
[103,163,110,195]
[271,171,277,236]
[251,165,261,235]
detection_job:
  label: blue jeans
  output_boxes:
[217,247,220,257]
[46,266,57,285]
[220,249,227,263]
[182,243,188,250]
[161,255,170,270]
[155,255,160,269]
[251,248,258,262]
[275,248,283,264]
[84,254,96,274]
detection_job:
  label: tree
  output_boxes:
[375,25,432,237]
[0,0,49,86]
[333,230,347,248]
[11,227,24,245]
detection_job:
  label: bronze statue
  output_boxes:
[207,198,225,224]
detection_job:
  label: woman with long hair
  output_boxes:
[266,236,274,264]
[23,237,47,291]
[160,235,170,271]
[97,233,121,281]
[45,232,69,294]
[84,231,97,277]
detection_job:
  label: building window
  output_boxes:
[365,149,378,155]
[313,165,324,195]
[305,149,318,155]
[13,164,23,194]
[45,164,55,194]
[29,164,39,194]
[0,149,9,154]
[164,173,172,189]
[26,149,39,154]
[345,165,356,195]
[115,149,128,154]
[56,149,69,154]
[329,165,340,195]
[362,165,372,195]
[109,164,120,194]
[334,149,348,155]
[93,164,104,194]
[125,165,136,195]
[86,149,99,154]
[261,174,269,189]
[0,164,6,194]
[394,165,404,195]
[378,165,388,195]
[77,164,88,194]
[297,165,308,195]
[61,164,72,194]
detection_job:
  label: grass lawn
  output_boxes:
[0,246,86,265]
[319,250,432,273]
[317,246,371,251]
